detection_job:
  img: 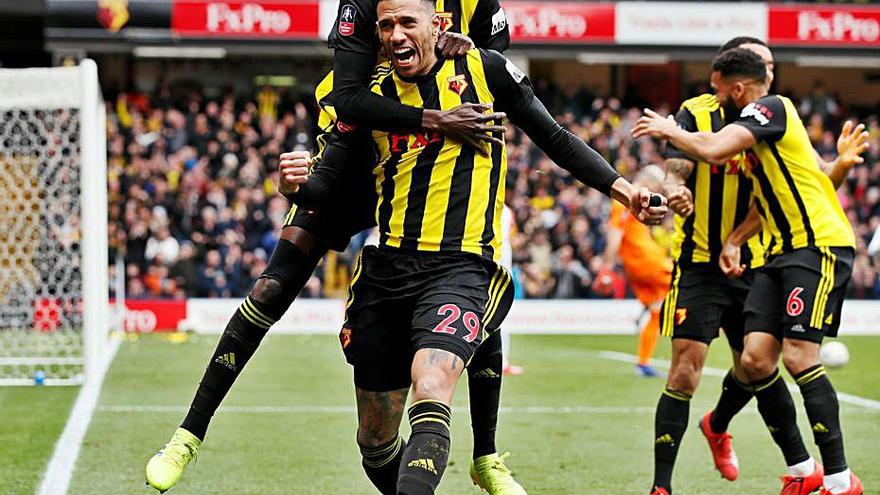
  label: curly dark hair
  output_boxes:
[711,47,767,82]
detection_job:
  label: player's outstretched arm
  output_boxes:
[507,92,667,224]
[482,50,666,224]
[633,108,756,165]
[818,120,870,189]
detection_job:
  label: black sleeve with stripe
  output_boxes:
[481,50,620,196]
[732,95,787,144]
[328,0,424,130]
[327,0,379,55]
[332,50,424,131]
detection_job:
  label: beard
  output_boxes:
[722,98,741,123]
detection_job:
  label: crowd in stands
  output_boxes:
[107,78,880,301]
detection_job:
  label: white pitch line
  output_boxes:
[95,403,880,415]
[97,404,660,414]
[595,350,880,411]
[38,338,121,495]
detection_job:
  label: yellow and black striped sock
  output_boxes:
[398,400,452,495]
[794,364,847,474]
[360,435,407,495]
[751,368,810,466]
[653,385,691,492]
[709,370,753,434]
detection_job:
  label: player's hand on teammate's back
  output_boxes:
[667,184,694,217]
[278,150,311,197]
[718,240,745,278]
[631,187,667,225]
[436,31,474,59]
[632,108,677,140]
[423,102,505,156]
[836,120,871,170]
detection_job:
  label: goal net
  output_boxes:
[0,60,109,385]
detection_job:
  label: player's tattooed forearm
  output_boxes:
[666,158,695,180]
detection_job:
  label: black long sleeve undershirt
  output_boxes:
[294,79,622,208]
[510,97,620,196]
[333,49,424,131]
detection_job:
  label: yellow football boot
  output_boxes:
[145,427,200,493]
[470,452,528,495]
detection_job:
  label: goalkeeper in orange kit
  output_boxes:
[602,165,672,377]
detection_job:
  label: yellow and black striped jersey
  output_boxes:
[666,94,764,268]
[368,50,518,261]
[317,0,510,134]
[734,94,855,255]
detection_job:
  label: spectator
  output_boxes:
[552,245,592,298]
[106,83,880,300]
[800,80,839,126]
[145,226,180,264]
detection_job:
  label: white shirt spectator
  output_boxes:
[146,228,180,264]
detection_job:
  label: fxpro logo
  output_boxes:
[206,3,292,34]
[797,11,880,43]
[508,7,588,38]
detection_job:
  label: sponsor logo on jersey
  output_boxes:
[491,8,507,36]
[336,120,357,133]
[338,4,356,36]
[740,102,773,125]
[447,74,469,96]
[388,130,443,153]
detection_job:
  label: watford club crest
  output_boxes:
[96,0,130,33]
[436,12,453,32]
[447,75,469,96]
[339,327,352,349]
[675,308,688,326]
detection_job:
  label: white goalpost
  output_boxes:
[0,59,111,386]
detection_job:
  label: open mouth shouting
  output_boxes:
[392,45,418,71]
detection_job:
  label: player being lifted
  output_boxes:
[145,0,524,493]
[336,0,666,493]
[640,37,868,495]
[635,47,867,495]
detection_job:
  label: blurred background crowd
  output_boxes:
[106,79,880,301]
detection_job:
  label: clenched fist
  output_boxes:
[278,150,311,197]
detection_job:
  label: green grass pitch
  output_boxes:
[5,334,880,494]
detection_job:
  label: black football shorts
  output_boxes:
[660,263,752,352]
[340,246,513,392]
[744,246,853,343]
